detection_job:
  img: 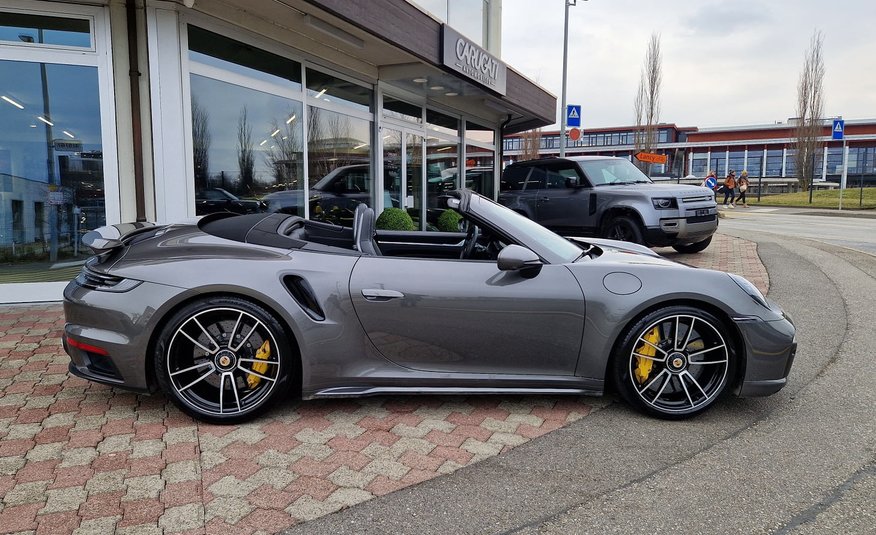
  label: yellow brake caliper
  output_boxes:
[246,339,271,389]
[634,327,660,384]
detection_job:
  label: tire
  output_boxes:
[612,306,735,419]
[603,216,644,244]
[154,296,294,424]
[672,236,713,254]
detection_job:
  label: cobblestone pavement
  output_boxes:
[0,233,766,534]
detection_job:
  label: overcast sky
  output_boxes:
[501,0,876,130]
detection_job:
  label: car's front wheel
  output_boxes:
[155,296,294,424]
[672,236,713,254]
[612,306,734,419]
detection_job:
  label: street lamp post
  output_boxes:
[559,0,575,158]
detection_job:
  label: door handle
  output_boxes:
[361,289,405,301]
[539,196,550,201]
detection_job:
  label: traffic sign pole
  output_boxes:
[559,0,572,157]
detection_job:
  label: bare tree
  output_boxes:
[265,110,303,190]
[237,108,255,195]
[633,33,662,175]
[520,128,543,160]
[794,30,825,196]
[191,96,210,191]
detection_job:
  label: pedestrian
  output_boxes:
[720,170,737,207]
[701,170,718,191]
[735,170,750,207]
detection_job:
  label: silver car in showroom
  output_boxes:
[63,190,796,424]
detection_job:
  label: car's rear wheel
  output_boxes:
[612,306,734,419]
[672,236,713,254]
[603,215,644,244]
[155,296,293,424]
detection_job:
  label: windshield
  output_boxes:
[469,195,583,264]
[579,158,652,186]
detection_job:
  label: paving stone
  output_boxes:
[41,486,88,513]
[4,481,49,506]
[158,503,204,532]
[73,515,121,535]
[285,495,343,522]
[122,474,165,501]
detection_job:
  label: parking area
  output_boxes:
[0,233,767,535]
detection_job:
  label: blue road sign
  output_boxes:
[566,105,581,128]
[832,118,844,140]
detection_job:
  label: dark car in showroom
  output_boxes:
[63,190,795,424]
[195,188,264,216]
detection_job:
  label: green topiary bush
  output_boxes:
[376,207,416,231]
[436,209,463,232]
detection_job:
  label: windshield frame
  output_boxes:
[464,193,583,264]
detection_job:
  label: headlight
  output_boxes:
[651,197,678,209]
[728,273,769,308]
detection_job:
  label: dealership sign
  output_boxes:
[442,25,507,95]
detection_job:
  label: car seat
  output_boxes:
[352,203,381,256]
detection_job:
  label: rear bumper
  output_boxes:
[63,278,185,392]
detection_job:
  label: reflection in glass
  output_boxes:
[188,26,301,90]
[382,129,402,213]
[426,109,458,137]
[464,145,495,198]
[189,74,304,216]
[0,60,103,283]
[383,95,422,124]
[746,153,763,177]
[0,12,91,48]
[407,133,424,230]
[426,138,458,229]
[465,121,495,145]
[306,106,372,225]
[306,68,371,113]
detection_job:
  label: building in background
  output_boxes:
[503,119,876,182]
[0,0,555,302]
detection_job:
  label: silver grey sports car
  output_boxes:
[63,190,796,424]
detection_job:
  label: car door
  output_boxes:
[535,162,590,230]
[349,257,585,376]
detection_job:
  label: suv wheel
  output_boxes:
[604,216,644,244]
[672,236,712,254]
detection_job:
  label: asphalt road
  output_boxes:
[282,211,876,535]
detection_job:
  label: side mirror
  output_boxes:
[565,176,580,188]
[497,244,543,278]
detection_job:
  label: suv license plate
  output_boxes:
[696,209,710,216]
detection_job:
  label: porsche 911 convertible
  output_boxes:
[63,190,796,423]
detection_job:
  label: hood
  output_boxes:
[598,183,714,198]
[568,237,685,268]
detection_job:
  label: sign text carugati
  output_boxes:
[441,25,507,95]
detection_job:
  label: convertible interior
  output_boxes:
[197,203,508,261]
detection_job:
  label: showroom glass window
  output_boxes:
[709,152,726,178]
[765,149,783,177]
[0,8,113,287]
[187,26,305,217]
[465,121,496,198]
[306,68,373,226]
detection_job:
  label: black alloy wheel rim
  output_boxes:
[166,307,281,416]
[628,314,729,414]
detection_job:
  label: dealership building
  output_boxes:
[503,119,876,182]
[0,0,555,303]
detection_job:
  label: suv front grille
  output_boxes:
[682,195,713,203]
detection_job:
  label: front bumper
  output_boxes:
[735,315,797,397]
[63,278,186,392]
[644,213,718,246]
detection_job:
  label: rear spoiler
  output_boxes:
[81,222,157,254]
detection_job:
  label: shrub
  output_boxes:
[376,208,415,231]
[436,209,463,232]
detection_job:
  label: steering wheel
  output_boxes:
[460,223,480,259]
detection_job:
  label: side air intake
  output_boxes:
[282,275,326,321]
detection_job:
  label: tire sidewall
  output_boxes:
[605,216,644,244]
[672,235,713,254]
[154,296,294,424]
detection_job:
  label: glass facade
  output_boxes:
[1,52,106,283]
[0,11,91,48]
[765,149,783,177]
